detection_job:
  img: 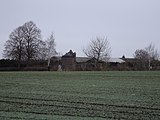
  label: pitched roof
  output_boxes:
[76,57,125,63]
[76,57,92,63]
[102,58,125,63]
[62,50,76,57]
[121,58,136,62]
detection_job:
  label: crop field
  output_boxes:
[0,71,160,120]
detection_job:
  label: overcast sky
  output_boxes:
[0,0,160,58]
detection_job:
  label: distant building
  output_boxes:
[61,50,76,71]
[51,50,126,71]
[76,57,98,71]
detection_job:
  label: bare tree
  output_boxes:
[3,26,25,68]
[145,43,159,60]
[3,21,45,67]
[45,33,57,70]
[37,42,47,60]
[83,36,111,62]
[145,43,159,70]
[21,21,43,63]
[134,49,149,70]
[134,49,149,60]
[134,43,159,70]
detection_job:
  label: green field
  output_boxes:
[0,71,160,120]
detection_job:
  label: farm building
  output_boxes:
[0,50,159,71]
[51,50,125,71]
[61,50,76,71]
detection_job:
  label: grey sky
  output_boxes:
[0,0,160,58]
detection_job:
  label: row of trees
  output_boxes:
[3,21,57,69]
[3,21,160,71]
[3,21,112,69]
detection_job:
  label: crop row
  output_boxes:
[0,95,160,111]
[0,95,160,119]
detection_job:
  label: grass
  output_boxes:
[0,71,160,119]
